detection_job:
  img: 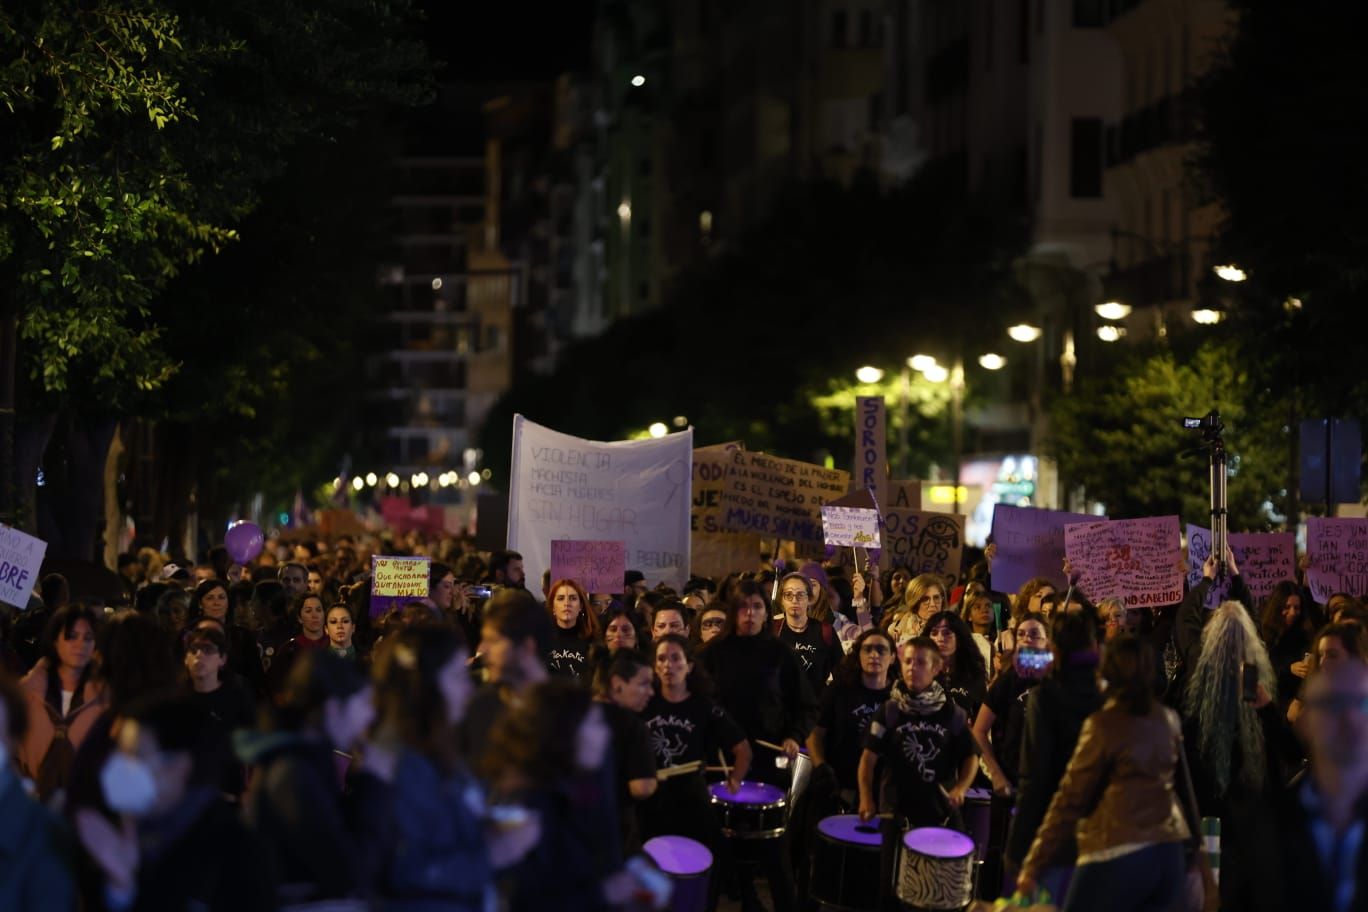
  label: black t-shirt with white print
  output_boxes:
[777,621,841,696]
[816,681,889,791]
[640,692,746,769]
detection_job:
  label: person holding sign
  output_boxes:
[546,579,599,682]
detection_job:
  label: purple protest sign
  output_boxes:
[550,540,627,595]
[1306,517,1368,603]
[990,505,1104,594]
[1065,516,1183,608]
[370,555,431,618]
[1186,525,1297,603]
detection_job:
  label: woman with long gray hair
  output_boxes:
[1178,598,1300,909]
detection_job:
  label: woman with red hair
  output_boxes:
[546,579,600,681]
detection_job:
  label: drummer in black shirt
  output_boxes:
[592,650,660,854]
[808,627,894,802]
[641,634,751,908]
[773,573,843,698]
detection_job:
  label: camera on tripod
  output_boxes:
[1182,410,1224,440]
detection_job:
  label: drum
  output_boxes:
[643,835,713,912]
[709,781,787,840]
[896,827,976,911]
[962,787,992,862]
[810,814,882,912]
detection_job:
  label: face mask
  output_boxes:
[101,754,158,816]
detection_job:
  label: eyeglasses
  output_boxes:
[780,591,809,603]
[860,644,891,655]
[701,618,726,628]
[186,644,220,656]
[1017,630,1048,645]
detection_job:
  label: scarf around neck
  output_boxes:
[891,678,947,716]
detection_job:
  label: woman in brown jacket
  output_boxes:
[17,604,108,799]
[1017,634,1189,911]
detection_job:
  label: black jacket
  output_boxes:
[1004,664,1102,869]
[699,633,818,746]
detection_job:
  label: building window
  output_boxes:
[832,9,848,47]
[1070,117,1104,198]
[1073,0,1105,27]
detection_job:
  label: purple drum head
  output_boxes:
[709,780,786,806]
[643,836,713,876]
[902,827,975,859]
[817,814,883,847]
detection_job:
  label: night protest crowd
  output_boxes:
[2,531,1367,912]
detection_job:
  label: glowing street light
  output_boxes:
[630,74,646,87]
[978,353,1006,370]
[364,472,378,487]
[1007,323,1042,343]
[468,472,482,486]
[1094,301,1132,321]
[907,354,937,372]
[922,364,950,383]
[855,365,885,384]
[1213,264,1247,283]
[648,422,669,438]
[1192,308,1226,325]
[1097,325,1125,342]
[351,477,364,491]
[385,472,400,488]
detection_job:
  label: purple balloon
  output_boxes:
[224,521,264,565]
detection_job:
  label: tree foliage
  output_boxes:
[1048,337,1286,530]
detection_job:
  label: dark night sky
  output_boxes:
[419,0,596,81]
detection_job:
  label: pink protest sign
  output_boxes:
[990,505,1104,593]
[1306,517,1368,603]
[550,540,627,595]
[1065,516,1183,608]
[1186,525,1297,602]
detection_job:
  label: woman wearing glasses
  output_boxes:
[882,573,949,645]
[774,573,842,697]
[807,628,894,803]
[690,602,728,647]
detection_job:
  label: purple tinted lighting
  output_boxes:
[643,836,713,875]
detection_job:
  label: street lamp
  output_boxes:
[1094,301,1132,321]
[648,422,668,438]
[1097,325,1125,342]
[1192,307,1225,325]
[351,476,364,492]
[978,353,1006,370]
[855,365,885,384]
[1007,323,1043,343]
[630,74,646,87]
[908,354,937,372]
[364,472,377,487]
[468,472,482,486]
[922,364,949,383]
[1213,264,1247,283]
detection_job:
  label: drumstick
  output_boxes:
[754,738,788,753]
[656,761,703,780]
[717,749,731,783]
